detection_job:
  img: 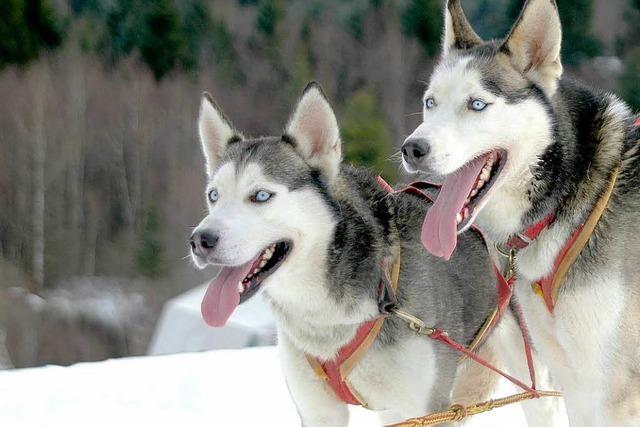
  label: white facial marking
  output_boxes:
[191,161,336,298]
[407,55,555,238]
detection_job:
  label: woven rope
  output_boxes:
[387,391,562,427]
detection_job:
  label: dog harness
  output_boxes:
[305,244,401,407]
[501,166,619,312]
[494,118,639,312]
[305,178,534,407]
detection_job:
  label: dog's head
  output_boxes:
[402,0,563,258]
[190,83,342,327]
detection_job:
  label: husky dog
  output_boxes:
[402,0,640,425]
[189,83,562,426]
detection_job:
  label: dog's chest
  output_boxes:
[347,336,438,416]
[514,269,625,387]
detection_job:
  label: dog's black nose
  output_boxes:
[402,138,430,166]
[189,231,219,258]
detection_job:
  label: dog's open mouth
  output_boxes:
[201,241,291,327]
[238,241,291,303]
[454,150,506,232]
[421,149,507,260]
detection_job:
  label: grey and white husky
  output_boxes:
[189,83,561,426]
[402,0,640,425]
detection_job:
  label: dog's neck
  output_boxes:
[264,166,395,360]
[478,79,631,245]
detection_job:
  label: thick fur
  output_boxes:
[403,1,640,425]
[192,84,561,425]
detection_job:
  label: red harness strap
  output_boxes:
[307,318,385,406]
[506,214,555,250]
[505,166,620,312]
[306,178,538,406]
[391,181,540,395]
[403,182,516,338]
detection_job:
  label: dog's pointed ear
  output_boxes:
[442,0,483,56]
[285,82,341,182]
[502,0,563,95]
[198,92,242,177]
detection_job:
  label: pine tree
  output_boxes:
[181,0,211,71]
[618,0,640,111]
[401,0,441,55]
[104,0,187,80]
[0,0,65,69]
[341,88,396,181]
[255,0,284,39]
[619,49,640,111]
[138,0,185,80]
[136,207,164,278]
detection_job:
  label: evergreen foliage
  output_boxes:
[181,0,212,71]
[0,0,65,69]
[341,89,396,180]
[138,0,185,80]
[619,49,640,111]
[255,0,284,38]
[401,0,441,55]
[136,207,164,278]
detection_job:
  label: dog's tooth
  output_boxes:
[260,259,267,268]
[456,212,463,224]
[480,169,490,181]
[470,189,478,197]
[476,179,485,190]
[238,282,244,293]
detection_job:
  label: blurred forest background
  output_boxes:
[0,0,638,369]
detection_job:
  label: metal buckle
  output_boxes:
[494,244,516,281]
[391,308,435,336]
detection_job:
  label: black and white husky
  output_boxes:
[402,0,640,425]
[190,83,562,426]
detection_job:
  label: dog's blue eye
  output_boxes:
[252,190,273,203]
[425,98,436,109]
[208,189,218,204]
[469,99,488,111]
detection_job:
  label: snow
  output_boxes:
[0,346,561,427]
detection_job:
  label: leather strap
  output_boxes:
[506,214,555,250]
[533,166,619,311]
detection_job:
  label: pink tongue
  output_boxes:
[201,259,256,327]
[421,155,489,260]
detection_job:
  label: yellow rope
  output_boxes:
[386,391,562,427]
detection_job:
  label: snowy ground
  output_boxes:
[0,346,568,427]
